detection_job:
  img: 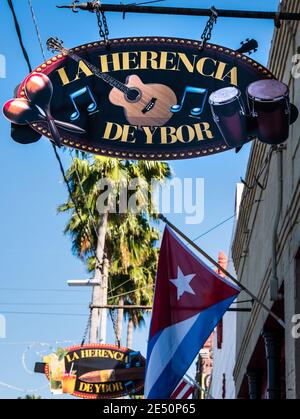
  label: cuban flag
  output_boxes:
[144,226,240,399]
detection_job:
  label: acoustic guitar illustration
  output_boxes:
[47,37,177,127]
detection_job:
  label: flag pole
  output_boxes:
[184,373,215,400]
[158,214,285,329]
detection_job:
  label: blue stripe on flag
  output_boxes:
[145,295,236,399]
[145,328,162,376]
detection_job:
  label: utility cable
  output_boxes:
[7,0,32,73]
[0,302,87,306]
[69,150,100,242]
[0,287,89,292]
[193,214,236,242]
[0,311,88,317]
[192,146,275,244]
[27,0,46,60]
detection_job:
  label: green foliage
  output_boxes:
[58,156,172,338]
[56,347,68,361]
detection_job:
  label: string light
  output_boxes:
[0,339,77,394]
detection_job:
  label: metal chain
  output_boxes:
[94,1,110,43]
[81,308,92,346]
[199,6,218,50]
[110,309,120,347]
[97,11,109,41]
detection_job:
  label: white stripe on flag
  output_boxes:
[144,313,200,397]
[171,380,194,399]
[170,380,186,399]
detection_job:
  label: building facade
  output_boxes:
[210,185,244,399]
[232,0,300,399]
[194,334,213,399]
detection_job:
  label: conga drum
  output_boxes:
[247,79,290,145]
[209,86,248,148]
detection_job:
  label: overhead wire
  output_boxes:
[7,0,32,72]
[0,311,88,317]
[193,213,236,242]
[52,143,107,314]
[0,302,87,306]
[27,0,46,60]
[69,150,100,242]
[107,284,154,301]
[107,277,133,295]
[0,339,80,345]
[0,287,90,292]
[0,284,157,305]
[192,145,275,244]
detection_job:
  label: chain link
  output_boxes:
[199,6,218,50]
[81,308,92,346]
[93,1,110,44]
[110,309,120,347]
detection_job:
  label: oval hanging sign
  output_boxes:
[15,37,274,160]
[35,344,146,399]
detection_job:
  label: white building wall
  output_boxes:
[210,184,243,399]
[210,311,237,399]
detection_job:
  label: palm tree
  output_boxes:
[58,156,126,342]
[108,212,159,345]
[58,155,171,345]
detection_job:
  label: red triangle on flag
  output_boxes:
[150,227,240,338]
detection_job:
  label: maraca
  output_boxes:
[3,93,86,144]
[24,73,61,147]
[3,98,41,124]
[3,97,85,130]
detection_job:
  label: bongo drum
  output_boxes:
[247,79,290,145]
[209,87,248,148]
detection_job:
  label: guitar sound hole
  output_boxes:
[126,88,141,103]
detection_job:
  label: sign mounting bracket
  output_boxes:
[56,3,300,22]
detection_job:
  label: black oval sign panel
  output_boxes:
[18,37,274,160]
[43,344,145,399]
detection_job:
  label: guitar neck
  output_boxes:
[62,48,129,94]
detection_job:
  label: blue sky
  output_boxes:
[0,0,279,398]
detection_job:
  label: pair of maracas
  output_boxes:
[3,72,85,147]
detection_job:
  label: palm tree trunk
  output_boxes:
[126,318,134,349]
[90,210,108,344]
[116,296,124,346]
[99,258,109,344]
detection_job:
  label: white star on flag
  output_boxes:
[169,267,196,300]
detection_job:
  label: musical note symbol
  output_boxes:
[170,86,208,117]
[69,86,97,121]
[125,351,141,368]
